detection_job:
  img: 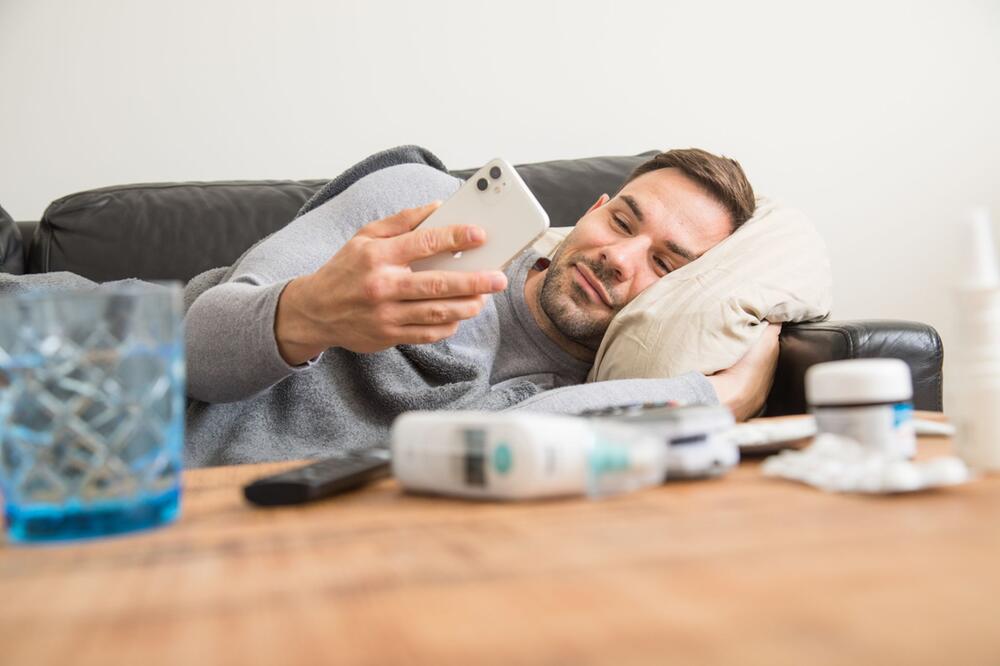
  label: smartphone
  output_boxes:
[409,158,550,272]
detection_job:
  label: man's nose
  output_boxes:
[599,237,649,282]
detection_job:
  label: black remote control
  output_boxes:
[243,449,392,506]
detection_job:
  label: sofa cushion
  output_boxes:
[0,204,25,275]
[30,180,327,282]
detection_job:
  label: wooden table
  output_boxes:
[2,414,999,666]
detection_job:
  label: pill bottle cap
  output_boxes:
[806,358,913,406]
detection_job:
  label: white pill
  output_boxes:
[882,462,923,492]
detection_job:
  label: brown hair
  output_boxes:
[624,148,756,231]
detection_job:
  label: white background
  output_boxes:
[2,0,998,409]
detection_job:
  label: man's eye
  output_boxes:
[654,257,671,273]
[613,216,630,232]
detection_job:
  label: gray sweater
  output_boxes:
[183,164,717,467]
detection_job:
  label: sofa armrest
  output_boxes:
[765,320,943,416]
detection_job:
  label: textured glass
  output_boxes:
[0,283,184,543]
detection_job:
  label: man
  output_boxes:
[184,149,778,466]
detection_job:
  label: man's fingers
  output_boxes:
[394,270,507,300]
[363,201,441,239]
[392,323,462,346]
[386,224,487,263]
[744,322,780,358]
[760,322,781,355]
[391,297,487,326]
[723,322,781,374]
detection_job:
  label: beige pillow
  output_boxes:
[531,197,832,381]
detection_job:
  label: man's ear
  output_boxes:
[586,193,611,213]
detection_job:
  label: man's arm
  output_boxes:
[705,322,781,420]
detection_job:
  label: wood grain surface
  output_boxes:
[1,413,998,666]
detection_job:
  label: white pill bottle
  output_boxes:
[806,358,916,459]
[952,207,1000,472]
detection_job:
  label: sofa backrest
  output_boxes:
[25,152,655,283]
[15,221,35,269]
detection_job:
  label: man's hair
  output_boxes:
[624,148,756,231]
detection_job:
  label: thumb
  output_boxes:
[362,201,441,239]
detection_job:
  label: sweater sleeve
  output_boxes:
[504,371,720,414]
[184,279,322,403]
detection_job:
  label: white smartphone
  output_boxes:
[409,158,550,273]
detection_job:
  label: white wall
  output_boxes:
[2,0,998,408]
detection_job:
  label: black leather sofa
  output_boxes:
[9,152,943,415]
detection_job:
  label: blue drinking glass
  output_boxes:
[0,282,185,543]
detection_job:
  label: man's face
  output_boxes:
[539,168,734,349]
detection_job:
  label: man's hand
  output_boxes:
[706,322,782,421]
[275,201,508,365]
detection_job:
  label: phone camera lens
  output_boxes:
[477,178,488,191]
[489,166,502,179]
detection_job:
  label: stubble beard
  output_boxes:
[537,247,617,350]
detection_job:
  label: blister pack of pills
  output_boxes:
[762,433,970,494]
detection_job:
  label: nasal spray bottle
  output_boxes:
[953,207,1000,471]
